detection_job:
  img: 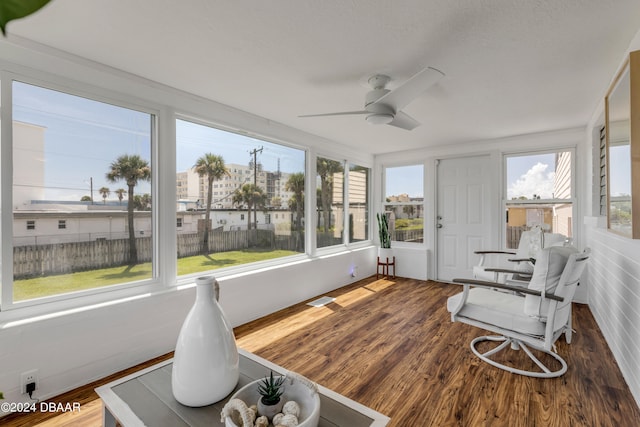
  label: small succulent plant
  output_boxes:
[257,371,284,405]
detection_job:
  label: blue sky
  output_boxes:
[385,164,424,198]
[506,153,557,199]
[176,119,305,174]
[13,81,152,201]
[12,82,304,202]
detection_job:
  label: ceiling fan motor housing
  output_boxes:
[365,88,391,107]
[364,101,394,124]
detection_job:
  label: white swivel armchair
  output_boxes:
[473,226,568,283]
[448,246,589,378]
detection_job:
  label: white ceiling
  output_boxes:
[8,0,640,154]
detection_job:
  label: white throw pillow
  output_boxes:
[524,246,579,318]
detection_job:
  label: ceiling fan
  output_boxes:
[299,66,445,131]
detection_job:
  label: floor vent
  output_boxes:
[307,296,336,307]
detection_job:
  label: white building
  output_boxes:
[13,121,46,208]
[177,163,295,210]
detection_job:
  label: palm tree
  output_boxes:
[232,184,267,231]
[133,193,152,211]
[106,154,151,264]
[317,158,343,232]
[115,188,126,205]
[193,153,229,254]
[286,172,305,232]
[99,187,110,204]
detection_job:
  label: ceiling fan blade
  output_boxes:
[388,111,420,131]
[375,67,444,111]
[298,110,368,118]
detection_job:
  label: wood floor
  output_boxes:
[3,276,639,426]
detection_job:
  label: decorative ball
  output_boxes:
[278,413,299,427]
[272,413,285,425]
[282,400,300,418]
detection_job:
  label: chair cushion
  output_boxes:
[447,288,546,336]
[524,245,579,317]
[543,232,567,247]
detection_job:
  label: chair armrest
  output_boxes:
[451,278,563,302]
[507,257,533,263]
[484,268,529,275]
[474,250,517,255]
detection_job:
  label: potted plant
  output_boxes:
[257,371,285,419]
[221,371,320,427]
[376,212,393,259]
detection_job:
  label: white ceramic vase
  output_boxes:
[172,276,239,407]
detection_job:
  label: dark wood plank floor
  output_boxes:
[3,276,639,426]
[236,277,639,427]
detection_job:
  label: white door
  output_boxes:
[436,155,492,282]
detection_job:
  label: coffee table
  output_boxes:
[96,348,390,426]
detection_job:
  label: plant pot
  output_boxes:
[222,373,320,427]
[378,247,394,260]
[257,398,285,420]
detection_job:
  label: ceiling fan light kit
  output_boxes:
[299,66,444,131]
[366,113,394,125]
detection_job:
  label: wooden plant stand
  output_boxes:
[376,256,396,279]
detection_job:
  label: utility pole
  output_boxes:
[90,177,94,205]
[249,146,263,227]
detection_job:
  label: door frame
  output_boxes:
[430,151,501,281]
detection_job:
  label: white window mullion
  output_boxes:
[1,73,15,309]
[343,160,349,246]
[156,107,175,286]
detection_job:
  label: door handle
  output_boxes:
[436,224,443,228]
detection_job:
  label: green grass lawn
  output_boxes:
[395,218,424,230]
[14,249,298,301]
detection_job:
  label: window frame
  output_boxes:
[347,162,371,244]
[173,114,311,284]
[1,70,161,312]
[0,65,373,321]
[382,163,426,247]
[315,154,347,251]
[313,154,373,252]
[502,148,576,247]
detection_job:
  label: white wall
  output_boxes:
[374,127,586,299]
[579,28,640,409]
[582,225,640,402]
[0,247,376,410]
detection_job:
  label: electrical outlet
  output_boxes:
[21,369,38,394]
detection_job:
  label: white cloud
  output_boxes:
[508,162,555,199]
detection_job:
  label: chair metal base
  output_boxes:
[470,335,568,378]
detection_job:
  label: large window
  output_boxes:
[9,81,154,303]
[348,163,370,243]
[505,151,573,248]
[0,71,371,315]
[175,119,305,276]
[384,164,424,243]
[316,157,344,248]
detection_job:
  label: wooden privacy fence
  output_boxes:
[392,229,424,243]
[13,229,309,279]
[14,237,153,279]
[506,226,526,249]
